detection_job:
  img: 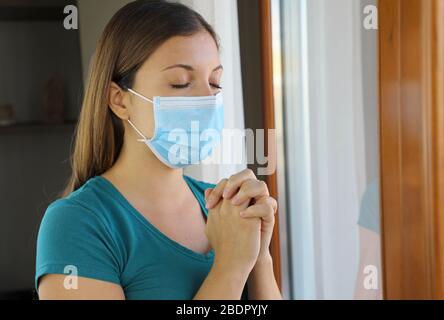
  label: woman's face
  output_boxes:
[115,30,222,140]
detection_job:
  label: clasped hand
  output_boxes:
[204,169,277,273]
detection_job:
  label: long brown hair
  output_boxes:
[63,0,219,196]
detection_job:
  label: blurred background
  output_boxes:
[0,0,381,300]
[2,0,441,300]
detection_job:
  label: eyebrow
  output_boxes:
[162,64,223,72]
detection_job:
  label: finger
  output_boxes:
[239,203,275,223]
[204,188,213,201]
[223,169,257,199]
[205,179,228,209]
[256,196,278,214]
[231,179,269,206]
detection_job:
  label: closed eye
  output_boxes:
[171,83,191,89]
[210,83,223,89]
[171,83,223,90]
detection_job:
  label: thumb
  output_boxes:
[204,188,213,201]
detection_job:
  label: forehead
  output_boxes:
[141,31,220,72]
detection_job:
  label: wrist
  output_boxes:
[257,250,273,265]
[250,252,274,277]
[195,257,251,300]
[247,252,282,300]
[212,257,252,282]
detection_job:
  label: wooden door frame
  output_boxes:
[259,0,282,290]
[257,0,444,298]
[379,0,444,299]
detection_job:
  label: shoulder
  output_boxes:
[38,177,118,243]
[41,178,107,226]
[36,179,122,289]
[37,197,106,251]
[40,197,97,230]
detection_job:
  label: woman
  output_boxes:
[36,0,281,300]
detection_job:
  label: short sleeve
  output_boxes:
[35,199,122,291]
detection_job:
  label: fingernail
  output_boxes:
[222,188,229,199]
[239,211,246,217]
[231,195,240,205]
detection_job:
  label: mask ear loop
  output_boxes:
[126,87,154,142]
[127,119,148,142]
[127,88,154,104]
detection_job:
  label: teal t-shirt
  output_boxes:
[35,175,248,300]
[357,178,381,234]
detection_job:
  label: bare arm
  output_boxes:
[39,170,268,301]
[206,170,282,300]
[38,274,125,300]
[39,264,250,300]
[193,259,250,300]
[247,253,282,300]
[38,199,259,300]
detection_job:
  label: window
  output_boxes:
[273,0,381,299]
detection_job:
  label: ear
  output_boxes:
[108,82,129,120]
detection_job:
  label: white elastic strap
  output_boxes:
[127,119,148,141]
[127,88,154,104]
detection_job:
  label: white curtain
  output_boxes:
[281,0,378,299]
[180,0,247,184]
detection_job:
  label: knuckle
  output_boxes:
[234,191,244,200]
[260,180,269,194]
[271,198,278,211]
[217,179,228,190]
[238,180,255,198]
[267,195,276,204]
[211,182,227,197]
[226,175,236,187]
[242,179,257,191]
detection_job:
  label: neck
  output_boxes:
[103,135,186,200]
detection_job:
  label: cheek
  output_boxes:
[145,107,156,139]
[130,103,156,139]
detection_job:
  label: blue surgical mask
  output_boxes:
[126,88,224,168]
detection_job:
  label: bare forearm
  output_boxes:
[247,254,282,300]
[194,261,250,300]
